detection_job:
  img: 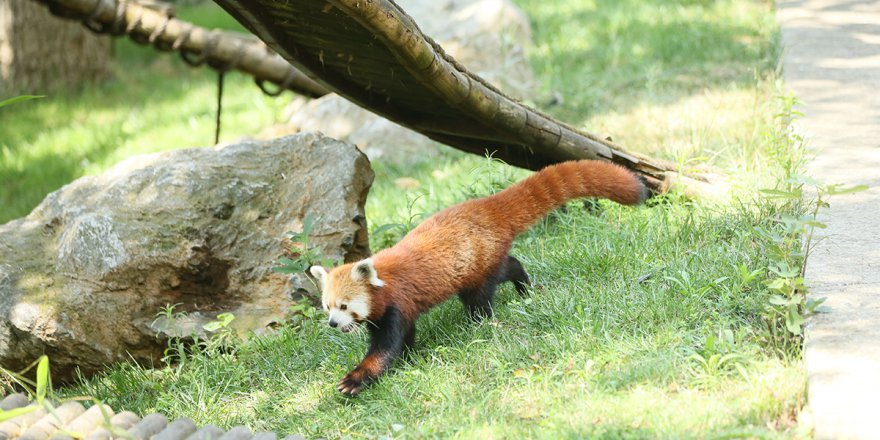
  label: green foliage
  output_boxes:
[685,328,748,388]
[369,195,429,250]
[0,405,38,423]
[152,303,243,375]
[0,95,45,110]
[515,0,778,125]
[35,356,49,405]
[460,154,519,199]
[0,356,49,422]
[745,92,867,356]
[1,355,50,403]
[202,312,236,332]
[1,357,123,439]
[288,299,321,327]
[202,312,238,350]
[273,214,339,276]
[756,176,867,355]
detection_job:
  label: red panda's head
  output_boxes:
[309,258,384,333]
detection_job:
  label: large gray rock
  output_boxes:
[275,0,536,163]
[0,133,373,380]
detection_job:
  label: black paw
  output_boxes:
[337,372,366,396]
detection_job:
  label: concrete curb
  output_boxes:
[779,1,880,438]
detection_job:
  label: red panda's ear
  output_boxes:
[351,258,384,287]
[308,265,328,287]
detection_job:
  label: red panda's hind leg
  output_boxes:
[403,325,416,353]
[502,255,531,297]
[458,283,497,321]
[458,255,532,320]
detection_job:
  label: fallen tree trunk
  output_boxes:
[213,0,715,194]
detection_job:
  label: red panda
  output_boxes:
[308,160,648,396]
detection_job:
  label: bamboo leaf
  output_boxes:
[786,306,805,335]
[36,355,49,404]
[0,95,45,109]
[371,223,404,237]
[0,405,37,423]
[769,294,789,306]
[826,184,868,196]
[760,188,802,199]
[271,265,302,274]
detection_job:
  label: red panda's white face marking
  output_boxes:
[310,259,383,333]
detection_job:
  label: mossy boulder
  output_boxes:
[0,133,372,380]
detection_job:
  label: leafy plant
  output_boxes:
[1,356,126,439]
[288,298,321,328]
[153,304,242,369]
[202,312,238,352]
[664,270,729,299]
[273,214,338,275]
[202,312,235,332]
[686,328,748,387]
[370,194,428,250]
[460,154,517,200]
[289,300,319,320]
[151,303,194,369]
[757,176,867,354]
[0,356,50,421]
[369,222,406,250]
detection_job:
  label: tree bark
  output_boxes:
[214,0,716,194]
[28,0,329,98]
[0,0,111,95]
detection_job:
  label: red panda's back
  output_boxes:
[373,198,516,311]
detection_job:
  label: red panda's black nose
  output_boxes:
[329,320,338,328]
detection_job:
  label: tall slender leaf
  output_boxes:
[36,355,49,404]
[0,95,45,109]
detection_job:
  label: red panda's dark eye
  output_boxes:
[340,304,348,311]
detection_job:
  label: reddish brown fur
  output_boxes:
[323,160,647,395]
[365,160,646,321]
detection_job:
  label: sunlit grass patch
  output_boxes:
[1,0,810,437]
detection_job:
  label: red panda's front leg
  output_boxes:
[337,305,411,396]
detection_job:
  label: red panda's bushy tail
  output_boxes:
[491,160,649,235]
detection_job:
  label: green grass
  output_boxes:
[70,162,807,438]
[2,0,809,437]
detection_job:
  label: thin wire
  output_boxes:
[215,70,224,145]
